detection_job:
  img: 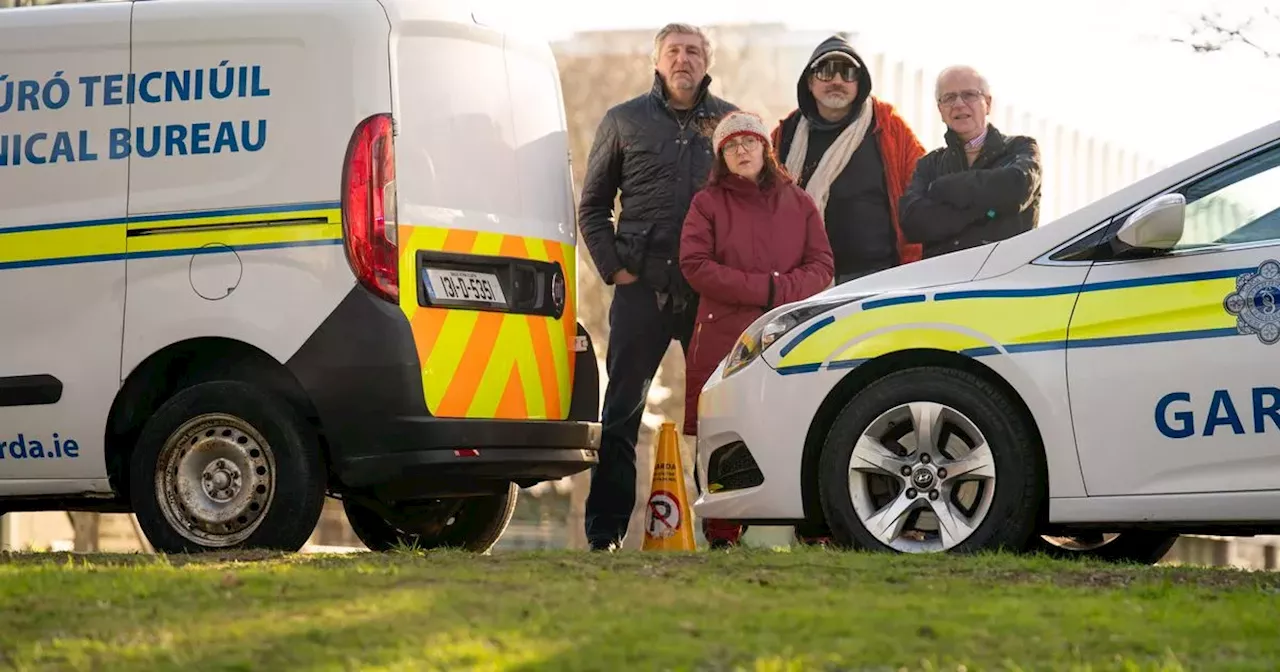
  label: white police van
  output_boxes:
[694,118,1280,564]
[0,0,601,554]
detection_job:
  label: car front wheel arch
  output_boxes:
[816,363,1049,554]
[798,349,1050,538]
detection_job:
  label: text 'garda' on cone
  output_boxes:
[642,421,696,551]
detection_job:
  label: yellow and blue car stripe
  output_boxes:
[773,266,1257,375]
[0,201,343,271]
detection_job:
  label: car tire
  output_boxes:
[129,380,326,554]
[1029,531,1179,565]
[817,366,1045,555]
[342,482,518,553]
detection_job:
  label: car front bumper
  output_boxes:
[694,356,848,521]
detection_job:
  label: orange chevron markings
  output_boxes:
[397,224,577,420]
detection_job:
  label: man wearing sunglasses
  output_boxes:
[768,34,926,546]
[771,34,928,288]
[898,65,1042,259]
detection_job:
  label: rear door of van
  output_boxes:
[377,1,580,422]
[0,1,132,493]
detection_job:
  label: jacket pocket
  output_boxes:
[614,220,653,274]
[688,302,729,362]
[624,135,672,162]
[689,321,705,362]
[690,301,758,365]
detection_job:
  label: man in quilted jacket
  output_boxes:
[577,23,738,552]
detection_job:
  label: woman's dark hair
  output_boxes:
[707,135,793,188]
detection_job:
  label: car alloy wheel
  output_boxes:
[1029,530,1179,564]
[1039,532,1119,552]
[847,401,997,553]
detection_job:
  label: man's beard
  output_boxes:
[817,91,852,108]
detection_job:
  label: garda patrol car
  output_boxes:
[0,0,600,554]
[694,118,1280,564]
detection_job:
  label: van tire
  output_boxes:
[817,366,1045,555]
[129,380,326,554]
[342,483,518,553]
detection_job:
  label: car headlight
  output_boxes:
[722,295,872,378]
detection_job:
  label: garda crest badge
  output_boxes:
[1223,259,1280,345]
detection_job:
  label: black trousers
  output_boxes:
[583,282,695,547]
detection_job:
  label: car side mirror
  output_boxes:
[1116,193,1186,251]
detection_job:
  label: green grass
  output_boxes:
[1,547,1278,671]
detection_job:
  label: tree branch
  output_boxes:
[1172,9,1279,59]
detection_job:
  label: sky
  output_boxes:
[472,0,1280,167]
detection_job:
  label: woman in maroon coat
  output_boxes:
[679,111,835,547]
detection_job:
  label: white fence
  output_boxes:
[857,48,1166,223]
[556,22,1170,224]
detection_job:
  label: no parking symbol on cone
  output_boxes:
[646,490,681,538]
[642,422,696,551]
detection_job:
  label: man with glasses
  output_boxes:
[899,65,1043,259]
[771,34,927,287]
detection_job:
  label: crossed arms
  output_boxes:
[898,135,1042,245]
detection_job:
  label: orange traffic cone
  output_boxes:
[642,422,697,551]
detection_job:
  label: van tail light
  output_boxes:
[341,113,398,304]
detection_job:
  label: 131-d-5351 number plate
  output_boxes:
[422,267,508,306]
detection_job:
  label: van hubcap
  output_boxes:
[847,401,997,553]
[155,413,276,547]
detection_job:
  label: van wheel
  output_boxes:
[129,380,326,554]
[1029,531,1179,565]
[342,483,518,553]
[818,366,1045,554]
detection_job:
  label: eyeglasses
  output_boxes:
[811,59,858,83]
[723,136,760,153]
[938,90,985,106]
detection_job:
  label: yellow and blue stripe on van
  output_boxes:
[1,203,581,425]
[0,201,343,271]
[773,267,1253,375]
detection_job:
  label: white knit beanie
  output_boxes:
[712,111,771,155]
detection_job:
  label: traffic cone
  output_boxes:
[642,421,697,551]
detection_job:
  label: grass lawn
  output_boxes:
[1,547,1278,671]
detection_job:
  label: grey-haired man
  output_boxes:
[900,65,1043,258]
[577,23,739,551]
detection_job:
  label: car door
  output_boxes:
[1066,138,1280,497]
[0,1,132,491]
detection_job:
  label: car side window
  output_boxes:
[1174,143,1280,250]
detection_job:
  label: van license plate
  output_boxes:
[423,268,507,306]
